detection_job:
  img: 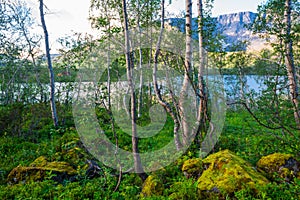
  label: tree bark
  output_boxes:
[137,0,143,118]
[179,0,193,146]
[39,0,58,127]
[153,0,183,151]
[121,0,147,181]
[197,0,207,134]
[284,0,300,127]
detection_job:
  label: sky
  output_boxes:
[27,0,266,53]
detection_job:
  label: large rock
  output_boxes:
[54,132,90,175]
[54,146,86,166]
[257,153,300,182]
[140,175,164,197]
[197,150,268,196]
[7,156,77,184]
[182,158,203,179]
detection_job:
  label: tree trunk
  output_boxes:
[137,0,143,118]
[197,0,207,134]
[284,0,300,127]
[152,0,183,151]
[39,0,58,127]
[121,0,147,181]
[179,0,193,146]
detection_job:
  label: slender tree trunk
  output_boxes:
[152,0,183,151]
[137,0,143,118]
[107,26,122,192]
[179,0,193,146]
[137,53,143,118]
[284,0,300,127]
[121,0,147,181]
[39,0,58,127]
[197,0,207,134]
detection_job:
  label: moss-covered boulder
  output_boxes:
[182,158,203,179]
[140,175,164,197]
[55,147,86,166]
[197,150,268,197]
[29,156,48,167]
[53,132,90,174]
[7,156,77,184]
[257,153,300,182]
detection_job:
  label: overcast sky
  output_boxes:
[27,0,265,53]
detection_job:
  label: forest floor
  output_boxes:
[0,104,299,199]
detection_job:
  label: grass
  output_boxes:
[0,103,299,199]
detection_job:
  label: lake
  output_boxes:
[0,75,289,105]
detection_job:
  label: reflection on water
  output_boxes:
[0,75,289,105]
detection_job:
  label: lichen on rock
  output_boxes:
[197,149,268,197]
[140,175,164,198]
[182,158,203,179]
[256,153,300,182]
[7,156,77,184]
[29,156,48,167]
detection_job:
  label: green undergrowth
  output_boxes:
[217,109,299,165]
[0,104,299,199]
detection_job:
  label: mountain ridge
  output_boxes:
[166,11,267,52]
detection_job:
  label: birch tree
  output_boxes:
[251,0,299,127]
[178,0,193,146]
[197,0,207,134]
[284,0,299,127]
[152,0,183,150]
[121,0,147,181]
[39,0,58,127]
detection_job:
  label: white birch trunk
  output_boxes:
[39,0,58,127]
[179,0,193,146]
[121,0,147,181]
[284,0,300,127]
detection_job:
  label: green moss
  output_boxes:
[29,156,48,167]
[7,166,45,184]
[58,131,81,150]
[256,153,299,181]
[168,180,199,200]
[59,147,87,166]
[197,149,268,196]
[7,157,77,184]
[182,158,203,179]
[53,131,89,168]
[257,153,292,172]
[140,175,164,197]
[42,161,77,174]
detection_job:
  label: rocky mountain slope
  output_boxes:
[166,11,268,52]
